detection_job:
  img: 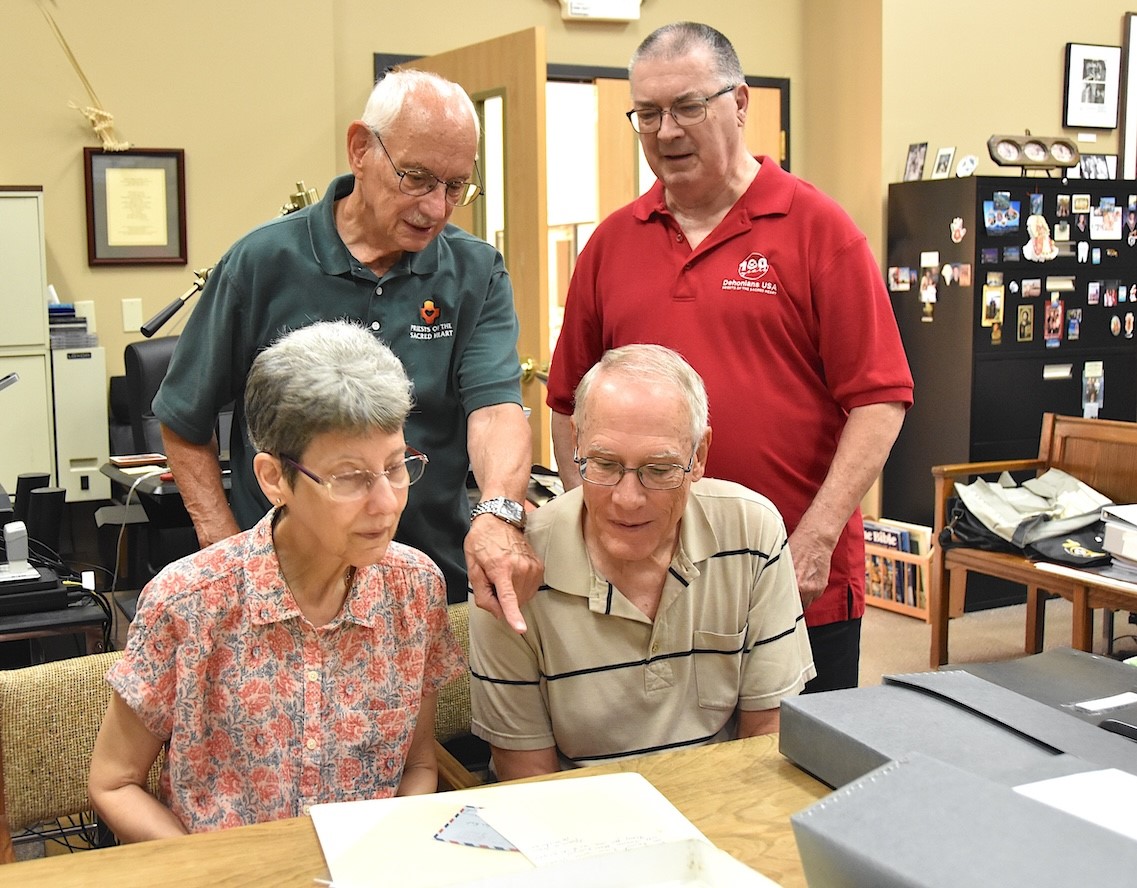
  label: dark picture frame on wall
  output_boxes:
[1121,13,1137,178]
[1063,42,1121,129]
[83,147,187,266]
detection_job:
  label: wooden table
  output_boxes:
[1033,560,1137,651]
[3,735,827,887]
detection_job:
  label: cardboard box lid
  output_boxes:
[779,671,1137,790]
[956,648,1137,726]
[791,753,1137,888]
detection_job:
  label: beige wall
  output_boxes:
[4,0,1134,390]
[3,0,806,384]
[882,0,1130,202]
[2,2,338,379]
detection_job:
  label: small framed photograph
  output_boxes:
[83,147,187,266]
[930,147,955,179]
[903,142,928,181]
[1078,154,1114,179]
[1063,42,1121,129]
[981,283,1004,327]
[1067,308,1082,341]
[1017,304,1034,342]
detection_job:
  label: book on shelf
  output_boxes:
[863,519,904,604]
[863,517,933,610]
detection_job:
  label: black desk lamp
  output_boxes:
[141,181,320,337]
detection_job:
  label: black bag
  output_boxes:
[940,497,1111,567]
[938,497,1020,554]
[1025,521,1111,567]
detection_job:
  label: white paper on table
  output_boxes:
[475,775,704,866]
[1014,768,1137,841]
[1073,691,1137,713]
[311,772,708,888]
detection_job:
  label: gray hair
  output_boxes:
[630,22,745,87]
[573,344,709,448]
[245,321,414,477]
[363,68,480,141]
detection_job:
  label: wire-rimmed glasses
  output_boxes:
[625,84,738,134]
[574,450,696,490]
[281,448,429,501]
[370,129,482,207]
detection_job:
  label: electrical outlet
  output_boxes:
[122,298,143,333]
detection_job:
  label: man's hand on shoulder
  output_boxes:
[464,516,542,633]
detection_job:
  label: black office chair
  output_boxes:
[107,376,134,457]
[123,336,180,454]
[116,336,233,584]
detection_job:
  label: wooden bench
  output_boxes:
[930,412,1137,668]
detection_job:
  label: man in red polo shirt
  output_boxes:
[546,22,913,692]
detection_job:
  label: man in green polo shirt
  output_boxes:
[153,69,539,627]
[469,344,815,779]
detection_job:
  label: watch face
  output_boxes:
[996,140,1020,162]
[1051,142,1075,163]
[1022,141,1048,162]
[955,154,978,177]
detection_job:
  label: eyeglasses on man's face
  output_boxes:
[370,129,482,207]
[574,450,696,490]
[625,84,738,134]
[281,448,429,502]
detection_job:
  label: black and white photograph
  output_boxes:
[1077,153,1114,179]
[903,142,927,181]
[930,146,954,179]
[1063,42,1121,129]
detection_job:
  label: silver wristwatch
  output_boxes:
[470,496,526,529]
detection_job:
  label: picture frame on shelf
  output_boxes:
[83,147,187,266]
[903,142,927,181]
[1063,42,1121,129]
[930,147,955,179]
[1075,153,1115,180]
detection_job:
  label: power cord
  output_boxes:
[101,467,168,648]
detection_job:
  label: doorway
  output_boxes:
[374,31,791,468]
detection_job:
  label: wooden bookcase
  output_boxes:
[864,542,933,622]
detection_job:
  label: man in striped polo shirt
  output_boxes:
[469,344,815,779]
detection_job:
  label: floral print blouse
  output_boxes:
[106,510,465,832]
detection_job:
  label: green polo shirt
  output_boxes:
[469,478,816,767]
[153,174,522,600]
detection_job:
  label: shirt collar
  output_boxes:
[631,155,795,225]
[538,481,721,598]
[309,173,441,280]
[241,508,385,629]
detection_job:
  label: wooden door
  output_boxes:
[403,29,551,465]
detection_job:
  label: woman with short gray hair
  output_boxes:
[90,320,464,840]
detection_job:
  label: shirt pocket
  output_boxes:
[692,629,745,711]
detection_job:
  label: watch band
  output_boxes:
[470,496,526,529]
